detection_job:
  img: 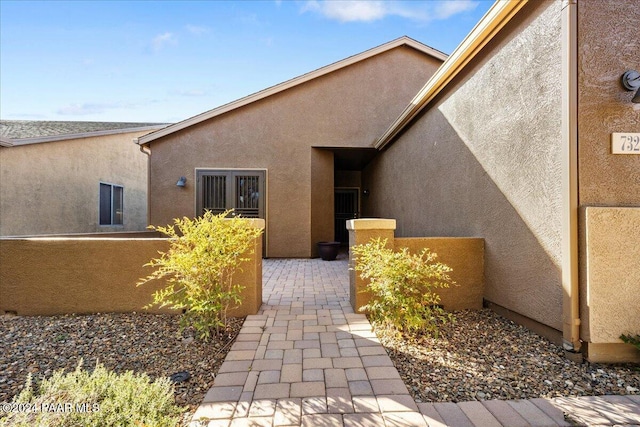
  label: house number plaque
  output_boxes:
[611,133,640,154]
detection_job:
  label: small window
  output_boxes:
[99,182,123,225]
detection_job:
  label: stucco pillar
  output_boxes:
[228,218,265,317]
[347,219,396,313]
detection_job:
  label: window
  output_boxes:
[196,170,265,219]
[99,182,123,225]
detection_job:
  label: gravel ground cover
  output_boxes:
[0,312,243,424]
[380,309,640,403]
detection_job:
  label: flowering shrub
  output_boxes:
[351,238,454,338]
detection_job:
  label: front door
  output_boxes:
[334,188,359,245]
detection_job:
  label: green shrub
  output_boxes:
[351,238,454,338]
[138,209,263,340]
[0,361,184,427]
[620,334,640,351]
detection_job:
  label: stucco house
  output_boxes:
[136,37,447,258]
[368,0,638,362]
[136,0,638,363]
[0,121,167,236]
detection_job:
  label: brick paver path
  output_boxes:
[190,258,640,426]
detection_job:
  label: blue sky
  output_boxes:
[0,1,493,123]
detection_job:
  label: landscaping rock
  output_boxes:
[0,313,242,425]
[378,309,640,403]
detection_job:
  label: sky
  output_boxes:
[0,0,494,124]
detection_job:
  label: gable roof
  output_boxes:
[136,36,447,146]
[1,120,169,146]
[375,0,529,150]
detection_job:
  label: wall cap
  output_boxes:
[346,219,396,231]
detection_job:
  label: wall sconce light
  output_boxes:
[621,70,640,103]
[176,176,187,187]
[362,189,370,197]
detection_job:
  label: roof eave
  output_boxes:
[6,124,168,146]
[137,36,447,146]
[375,0,529,150]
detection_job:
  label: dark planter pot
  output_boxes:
[317,241,341,261]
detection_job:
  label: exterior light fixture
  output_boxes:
[176,176,187,187]
[621,70,640,103]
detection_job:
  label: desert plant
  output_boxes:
[350,238,454,338]
[137,209,263,340]
[0,360,184,427]
[620,334,640,351]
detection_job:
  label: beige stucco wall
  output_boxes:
[579,207,640,362]
[0,130,150,236]
[577,0,640,206]
[146,46,442,258]
[346,220,484,313]
[310,149,335,255]
[363,1,564,330]
[395,237,484,311]
[0,225,263,317]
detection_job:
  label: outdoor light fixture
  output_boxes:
[621,70,640,103]
[176,176,187,187]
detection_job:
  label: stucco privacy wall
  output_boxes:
[346,220,484,313]
[0,224,263,317]
[146,46,442,258]
[0,130,150,236]
[363,1,563,330]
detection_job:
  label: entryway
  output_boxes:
[334,188,359,245]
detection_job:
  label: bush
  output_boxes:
[138,210,263,340]
[0,361,184,427]
[620,334,640,351]
[350,238,454,338]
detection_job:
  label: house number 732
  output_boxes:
[611,133,640,154]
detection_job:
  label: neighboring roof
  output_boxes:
[1,120,169,146]
[137,36,447,146]
[375,0,529,150]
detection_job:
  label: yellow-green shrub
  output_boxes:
[138,210,263,340]
[351,238,454,338]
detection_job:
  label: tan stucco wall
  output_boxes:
[0,227,263,317]
[310,149,335,256]
[580,208,640,346]
[0,130,150,236]
[347,220,484,313]
[577,0,640,206]
[147,46,442,257]
[363,1,563,330]
[395,238,484,311]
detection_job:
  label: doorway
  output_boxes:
[334,188,359,245]
[196,169,266,255]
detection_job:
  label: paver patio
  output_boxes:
[190,257,640,426]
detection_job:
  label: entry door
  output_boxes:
[335,188,359,245]
[196,170,265,218]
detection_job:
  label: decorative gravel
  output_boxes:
[379,309,640,403]
[0,312,243,425]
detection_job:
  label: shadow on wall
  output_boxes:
[361,108,562,332]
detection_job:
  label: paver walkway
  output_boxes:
[190,258,640,427]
